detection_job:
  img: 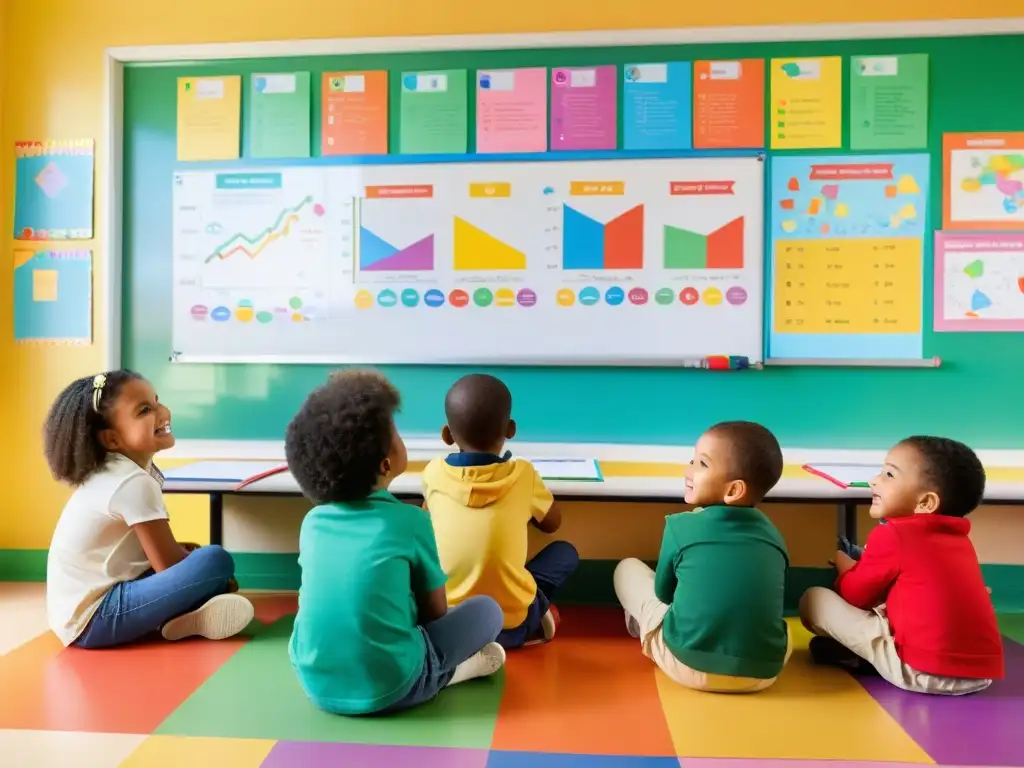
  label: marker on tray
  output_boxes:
[705,355,751,370]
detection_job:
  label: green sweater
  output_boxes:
[655,505,789,679]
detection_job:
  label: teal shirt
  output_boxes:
[289,490,447,714]
[655,505,789,679]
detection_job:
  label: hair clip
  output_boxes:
[92,373,107,412]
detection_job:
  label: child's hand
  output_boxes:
[834,550,857,575]
[180,542,202,553]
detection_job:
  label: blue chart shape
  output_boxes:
[13,252,91,342]
[562,205,605,270]
[971,289,993,312]
[359,227,398,268]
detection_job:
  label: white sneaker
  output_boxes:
[525,605,561,646]
[624,609,641,639]
[447,642,506,686]
[161,593,255,641]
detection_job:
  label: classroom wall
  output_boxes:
[1,1,1023,567]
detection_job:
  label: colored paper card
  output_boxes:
[943,132,1024,230]
[934,231,1024,332]
[249,72,311,159]
[13,249,92,344]
[399,70,468,155]
[550,66,617,151]
[177,76,241,161]
[322,71,388,155]
[769,154,930,360]
[623,62,692,150]
[850,54,928,150]
[770,58,842,150]
[476,68,547,153]
[13,140,94,240]
[693,59,765,149]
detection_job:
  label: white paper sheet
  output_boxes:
[526,457,602,481]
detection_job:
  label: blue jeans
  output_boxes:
[382,595,504,713]
[74,545,236,649]
[497,540,580,649]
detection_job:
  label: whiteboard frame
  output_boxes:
[101,17,1024,371]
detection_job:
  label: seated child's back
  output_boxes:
[423,374,578,648]
[615,421,789,692]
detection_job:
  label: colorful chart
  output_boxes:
[13,140,95,240]
[769,154,929,361]
[664,217,744,269]
[13,249,92,343]
[934,232,1024,332]
[453,218,526,270]
[944,133,1024,230]
[205,196,315,264]
[360,230,435,271]
[562,205,644,270]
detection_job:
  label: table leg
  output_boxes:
[837,501,858,544]
[210,493,224,546]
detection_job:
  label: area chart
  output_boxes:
[562,205,644,270]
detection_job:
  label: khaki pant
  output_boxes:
[613,558,791,693]
[799,587,991,695]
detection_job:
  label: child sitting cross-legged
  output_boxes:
[285,370,506,716]
[800,436,1004,695]
[614,421,791,693]
[422,374,579,649]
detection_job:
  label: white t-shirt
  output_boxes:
[46,453,170,646]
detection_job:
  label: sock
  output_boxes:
[447,642,506,687]
[624,610,641,639]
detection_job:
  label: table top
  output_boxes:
[159,440,1024,503]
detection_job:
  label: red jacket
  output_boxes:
[836,515,1004,680]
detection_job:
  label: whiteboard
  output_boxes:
[171,156,765,365]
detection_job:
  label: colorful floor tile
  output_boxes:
[1,584,1022,767]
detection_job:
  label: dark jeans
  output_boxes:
[382,595,504,713]
[75,545,236,649]
[497,540,580,648]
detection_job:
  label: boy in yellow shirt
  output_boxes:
[423,374,579,649]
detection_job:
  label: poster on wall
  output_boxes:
[13,140,94,240]
[934,231,1024,332]
[768,154,930,360]
[13,249,92,344]
[943,132,1024,230]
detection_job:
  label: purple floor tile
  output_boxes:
[859,636,1024,766]
[261,742,489,768]
[488,754,682,767]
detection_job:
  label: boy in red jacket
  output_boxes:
[800,436,1004,695]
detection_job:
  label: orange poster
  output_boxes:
[693,59,765,149]
[321,71,388,155]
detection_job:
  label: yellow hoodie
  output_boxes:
[422,454,554,628]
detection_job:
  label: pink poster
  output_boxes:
[934,231,1024,332]
[476,68,548,153]
[550,66,617,151]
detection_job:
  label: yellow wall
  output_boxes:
[1,0,1022,552]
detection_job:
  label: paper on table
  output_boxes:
[803,462,879,487]
[527,458,603,481]
[162,460,285,483]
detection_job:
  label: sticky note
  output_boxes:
[693,59,765,149]
[850,54,928,150]
[33,269,58,301]
[322,71,389,155]
[399,70,468,154]
[476,68,547,153]
[550,66,617,151]
[250,72,311,159]
[770,58,842,149]
[623,62,692,150]
[177,76,241,161]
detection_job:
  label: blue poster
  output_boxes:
[13,140,94,240]
[768,154,930,361]
[623,62,692,150]
[13,250,92,343]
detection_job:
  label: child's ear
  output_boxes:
[98,428,119,451]
[915,491,940,514]
[506,419,517,440]
[441,425,455,446]
[723,479,747,505]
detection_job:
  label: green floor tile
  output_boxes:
[156,617,504,748]
[999,614,1024,645]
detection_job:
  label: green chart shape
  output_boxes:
[156,617,504,747]
[963,259,985,279]
[664,225,707,269]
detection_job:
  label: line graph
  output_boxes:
[203,196,316,263]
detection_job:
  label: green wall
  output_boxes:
[123,35,1024,446]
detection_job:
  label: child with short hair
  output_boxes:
[614,420,791,692]
[800,436,1004,695]
[286,370,506,715]
[422,374,579,649]
[44,370,253,649]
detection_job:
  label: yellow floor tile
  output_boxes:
[656,620,933,762]
[119,735,276,767]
